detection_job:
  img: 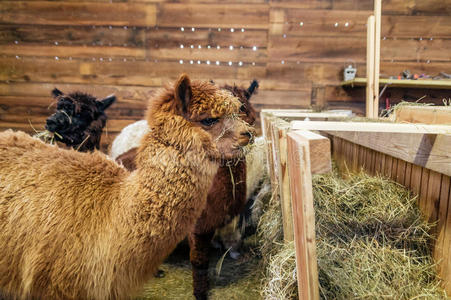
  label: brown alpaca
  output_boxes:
[0,74,254,300]
[113,80,259,300]
[188,80,258,300]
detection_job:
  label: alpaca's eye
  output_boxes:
[200,118,219,126]
[240,104,246,112]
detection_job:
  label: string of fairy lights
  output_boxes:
[6,24,439,66]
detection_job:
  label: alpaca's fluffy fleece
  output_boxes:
[0,75,252,300]
[245,136,268,200]
[110,120,149,160]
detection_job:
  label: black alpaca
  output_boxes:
[45,88,116,152]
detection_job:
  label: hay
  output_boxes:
[136,237,263,300]
[259,168,448,299]
[256,186,283,261]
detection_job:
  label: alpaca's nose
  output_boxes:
[239,129,255,146]
[45,118,58,132]
[45,113,69,132]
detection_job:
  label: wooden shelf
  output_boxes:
[341,78,451,89]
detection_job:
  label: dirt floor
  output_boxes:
[136,236,263,300]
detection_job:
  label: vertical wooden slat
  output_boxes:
[404,162,413,189]
[374,151,382,175]
[366,15,375,118]
[425,171,442,225]
[384,155,393,179]
[444,187,451,294]
[410,164,423,199]
[352,143,359,172]
[396,160,407,185]
[358,144,365,170]
[434,175,450,273]
[419,168,430,213]
[391,158,398,181]
[373,0,381,118]
[380,153,387,176]
[370,148,377,175]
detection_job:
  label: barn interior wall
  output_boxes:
[0,0,450,150]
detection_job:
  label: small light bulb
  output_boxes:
[181,27,185,31]
[334,22,338,27]
[206,60,210,65]
[241,28,245,32]
[229,45,234,50]
[299,22,304,26]
[191,27,195,31]
[230,28,234,32]
[180,44,184,49]
[238,61,243,66]
[216,61,220,65]
[228,61,232,66]
[252,46,257,51]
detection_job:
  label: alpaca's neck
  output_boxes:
[116,132,218,280]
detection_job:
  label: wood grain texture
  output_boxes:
[158,3,269,28]
[0,2,157,26]
[287,130,321,300]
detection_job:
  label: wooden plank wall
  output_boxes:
[332,135,451,294]
[1,0,450,151]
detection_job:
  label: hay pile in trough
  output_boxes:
[259,168,448,299]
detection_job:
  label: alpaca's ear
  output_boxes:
[175,74,192,114]
[52,88,63,98]
[98,95,116,111]
[246,80,259,100]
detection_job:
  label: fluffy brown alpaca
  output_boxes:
[113,80,259,300]
[0,74,254,300]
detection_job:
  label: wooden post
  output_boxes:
[366,15,375,118]
[271,121,294,242]
[287,130,331,300]
[373,0,382,118]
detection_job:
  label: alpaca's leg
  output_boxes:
[188,230,215,300]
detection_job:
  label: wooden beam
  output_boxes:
[287,130,325,300]
[373,0,381,118]
[261,110,354,119]
[393,106,451,125]
[342,78,451,90]
[366,15,375,118]
[272,121,294,242]
[291,121,451,177]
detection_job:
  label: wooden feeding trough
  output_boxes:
[261,109,451,299]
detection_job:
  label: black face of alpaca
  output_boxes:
[45,88,116,151]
